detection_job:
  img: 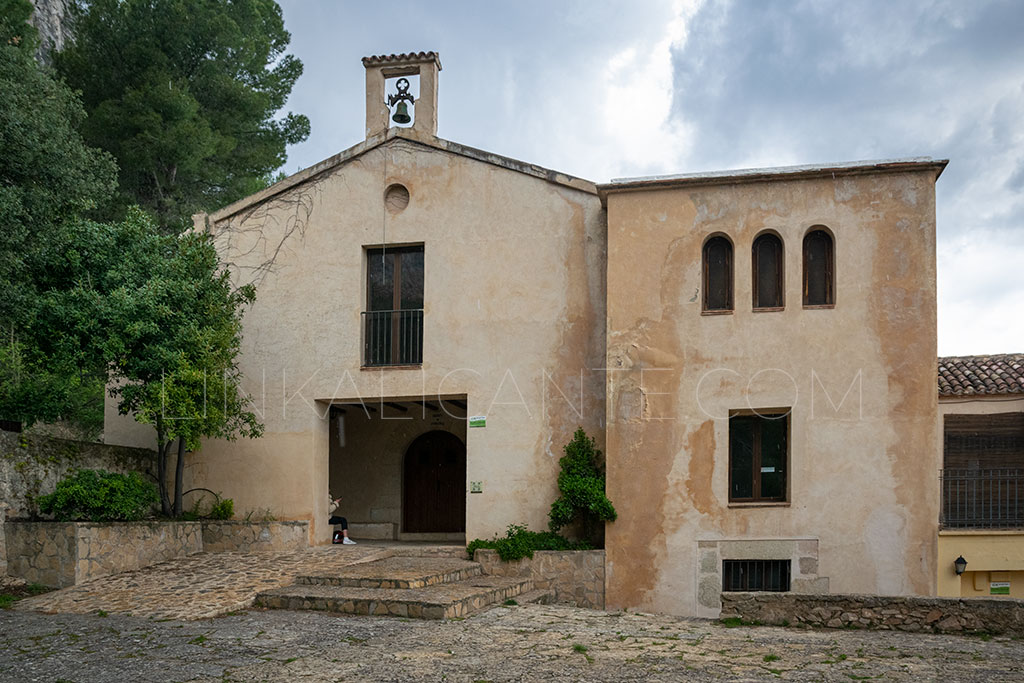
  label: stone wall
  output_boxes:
[202,521,308,552]
[474,549,605,609]
[5,521,201,588]
[4,521,77,588]
[5,520,310,587]
[77,522,203,584]
[0,430,157,575]
[721,592,1024,637]
[0,430,157,519]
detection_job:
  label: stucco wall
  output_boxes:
[135,134,607,545]
[938,531,1024,598]
[603,166,941,617]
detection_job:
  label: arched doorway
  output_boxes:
[402,430,466,533]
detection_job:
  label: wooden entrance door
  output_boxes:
[403,430,466,533]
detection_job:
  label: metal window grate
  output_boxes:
[362,309,424,367]
[722,559,791,592]
[940,468,1023,529]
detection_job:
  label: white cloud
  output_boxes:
[938,229,1024,355]
[597,0,700,178]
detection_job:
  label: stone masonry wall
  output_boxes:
[202,521,308,552]
[0,430,157,575]
[475,549,605,609]
[5,521,77,588]
[721,592,1024,637]
[76,522,202,585]
[5,520,310,587]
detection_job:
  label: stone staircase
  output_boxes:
[255,553,552,619]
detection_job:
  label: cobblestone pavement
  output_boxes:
[13,545,392,619]
[1,603,1021,682]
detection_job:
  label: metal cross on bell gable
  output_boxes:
[388,77,414,124]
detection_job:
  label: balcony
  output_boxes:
[940,468,1024,529]
[362,309,423,367]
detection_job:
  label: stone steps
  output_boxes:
[295,556,482,589]
[256,574,533,619]
[513,587,556,605]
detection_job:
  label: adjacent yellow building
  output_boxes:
[936,355,1024,599]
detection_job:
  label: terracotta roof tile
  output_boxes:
[361,52,441,68]
[938,354,1024,397]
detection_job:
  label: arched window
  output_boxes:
[803,228,834,306]
[752,233,784,309]
[702,235,733,312]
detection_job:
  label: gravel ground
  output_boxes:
[2,603,1022,682]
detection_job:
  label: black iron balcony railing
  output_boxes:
[940,468,1024,529]
[362,309,423,367]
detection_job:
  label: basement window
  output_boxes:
[722,559,791,592]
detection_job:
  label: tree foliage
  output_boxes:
[55,0,309,232]
[44,209,263,515]
[548,428,617,546]
[0,0,117,431]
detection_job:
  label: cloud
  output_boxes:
[667,0,1024,353]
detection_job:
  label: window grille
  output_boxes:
[722,559,791,592]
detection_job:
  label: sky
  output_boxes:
[277,0,1024,356]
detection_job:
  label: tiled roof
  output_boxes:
[362,52,441,68]
[938,354,1024,397]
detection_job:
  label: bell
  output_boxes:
[392,101,411,125]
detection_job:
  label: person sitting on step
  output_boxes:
[328,494,356,545]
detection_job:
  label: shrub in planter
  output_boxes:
[37,469,158,522]
[548,428,616,546]
[467,523,590,562]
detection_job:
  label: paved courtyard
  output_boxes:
[2,601,1022,682]
[12,545,394,620]
[6,548,1024,681]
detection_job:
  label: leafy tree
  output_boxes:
[40,210,262,515]
[56,0,310,232]
[0,0,117,431]
[548,428,617,547]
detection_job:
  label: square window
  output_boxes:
[729,411,789,503]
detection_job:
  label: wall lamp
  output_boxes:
[954,555,968,576]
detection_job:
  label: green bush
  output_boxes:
[37,469,158,522]
[208,497,234,520]
[467,523,591,562]
[548,428,616,546]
